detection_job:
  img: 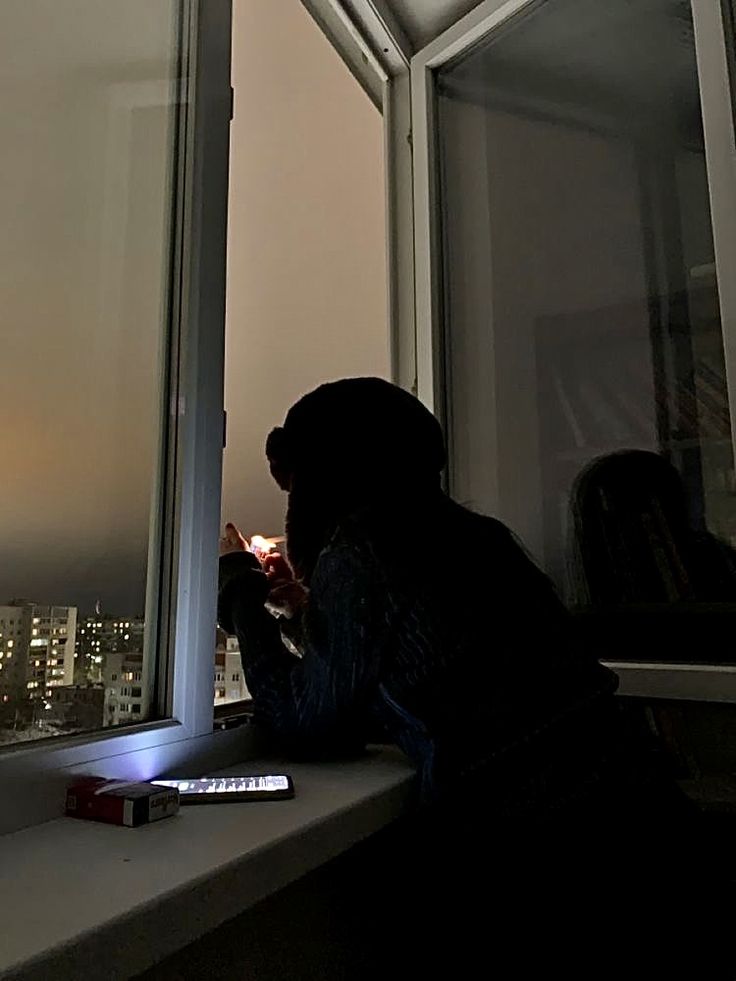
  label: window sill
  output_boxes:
[606,660,736,703]
[0,746,416,981]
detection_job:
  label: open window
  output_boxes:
[409,0,736,700]
[215,0,388,717]
[0,0,232,831]
[0,0,416,833]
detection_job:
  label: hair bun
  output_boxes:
[265,427,293,490]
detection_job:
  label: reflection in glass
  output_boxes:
[570,449,736,606]
[436,0,736,661]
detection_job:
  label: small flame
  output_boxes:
[250,535,278,558]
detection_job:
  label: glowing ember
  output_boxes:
[249,535,279,559]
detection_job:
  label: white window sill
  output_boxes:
[0,747,416,981]
[606,661,736,703]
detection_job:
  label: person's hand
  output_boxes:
[263,552,294,583]
[260,552,307,618]
[220,522,249,557]
[218,523,269,616]
[266,580,308,619]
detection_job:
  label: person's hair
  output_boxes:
[569,450,694,604]
[266,378,446,580]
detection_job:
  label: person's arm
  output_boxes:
[218,541,387,757]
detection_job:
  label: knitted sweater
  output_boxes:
[218,498,620,809]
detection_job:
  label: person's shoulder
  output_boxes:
[473,512,517,540]
[453,503,566,602]
[451,504,524,552]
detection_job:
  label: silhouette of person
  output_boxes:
[570,448,736,607]
[218,381,728,977]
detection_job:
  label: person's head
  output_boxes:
[570,449,691,603]
[266,377,446,579]
[572,450,689,532]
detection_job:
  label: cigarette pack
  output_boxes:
[66,777,180,827]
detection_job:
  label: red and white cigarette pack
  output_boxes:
[66,777,180,827]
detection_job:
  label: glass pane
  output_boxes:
[215,0,390,710]
[0,0,182,742]
[437,0,736,662]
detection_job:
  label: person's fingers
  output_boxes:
[224,522,249,550]
[263,554,292,580]
[224,522,240,543]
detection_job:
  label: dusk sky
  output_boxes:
[220,1,388,545]
[2,0,387,615]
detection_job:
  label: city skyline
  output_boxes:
[0,601,248,746]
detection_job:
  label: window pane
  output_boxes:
[214,0,389,711]
[0,0,182,742]
[437,0,736,662]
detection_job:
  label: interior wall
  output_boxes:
[221,0,389,540]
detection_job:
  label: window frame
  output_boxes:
[409,0,736,701]
[301,0,417,390]
[207,1,416,727]
[0,0,239,835]
[1,0,416,835]
[208,1,415,730]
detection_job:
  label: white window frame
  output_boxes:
[0,0,245,835]
[409,0,736,703]
[99,76,182,729]
[1,0,416,836]
[301,0,417,391]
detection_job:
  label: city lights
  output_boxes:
[1,603,245,745]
